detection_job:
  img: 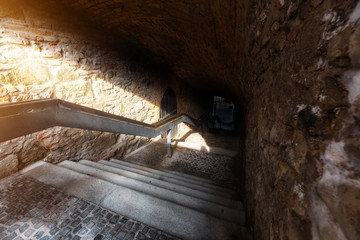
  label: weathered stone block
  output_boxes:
[0,154,18,179]
[16,64,50,85]
[0,138,24,158]
[56,68,79,82]
[18,138,47,167]
[55,81,90,100]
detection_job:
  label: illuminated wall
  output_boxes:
[0,1,206,179]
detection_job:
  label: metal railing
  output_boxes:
[0,99,198,157]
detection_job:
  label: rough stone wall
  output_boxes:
[241,1,360,239]
[0,2,206,179]
[49,0,242,97]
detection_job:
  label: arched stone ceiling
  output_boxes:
[60,0,243,97]
[1,0,245,98]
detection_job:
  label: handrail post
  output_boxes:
[167,130,172,158]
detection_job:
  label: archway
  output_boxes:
[160,88,177,138]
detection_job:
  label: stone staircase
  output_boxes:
[21,158,250,240]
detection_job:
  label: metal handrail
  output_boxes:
[0,99,198,157]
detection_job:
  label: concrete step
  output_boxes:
[22,162,246,240]
[79,160,240,209]
[59,160,245,224]
[109,158,235,197]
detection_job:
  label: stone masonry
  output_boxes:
[1,0,360,239]
[0,3,207,180]
[241,1,360,239]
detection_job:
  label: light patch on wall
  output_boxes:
[310,141,350,240]
[295,104,322,117]
[296,104,307,112]
[293,183,305,200]
[311,106,322,117]
[321,10,348,41]
[0,63,51,86]
[317,57,328,70]
[321,1,360,45]
[343,69,360,104]
[310,185,347,240]
[56,67,79,82]
[322,11,334,22]
[349,1,360,24]
[324,141,349,166]
[277,0,285,8]
[319,94,326,102]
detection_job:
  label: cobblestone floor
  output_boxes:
[123,142,236,188]
[0,175,180,240]
[174,131,239,151]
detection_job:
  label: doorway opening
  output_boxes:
[160,88,177,138]
[208,96,236,132]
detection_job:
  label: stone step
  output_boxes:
[98,160,235,201]
[59,160,245,224]
[157,138,238,157]
[79,160,240,209]
[111,158,216,186]
[22,162,246,240]
[109,158,235,197]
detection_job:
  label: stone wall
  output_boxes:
[0,2,206,180]
[241,0,360,239]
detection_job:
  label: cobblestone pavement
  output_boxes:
[0,175,180,240]
[124,142,236,188]
[174,131,239,151]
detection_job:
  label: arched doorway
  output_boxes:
[160,88,177,138]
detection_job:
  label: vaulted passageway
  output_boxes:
[1,0,360,239]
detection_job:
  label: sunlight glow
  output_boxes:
[0,20,160,124]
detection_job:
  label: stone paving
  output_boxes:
[123,142,237,188]
[174,131,239,151]
[0,175,180,240]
